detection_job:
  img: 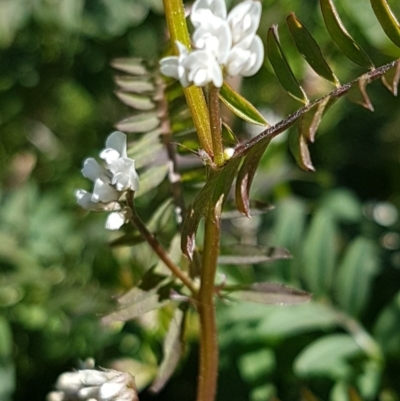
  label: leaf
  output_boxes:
[302,210,337,295]
[222,200,274,219]
[101,288,170,324]
[321,189,362,223]
[370,0,400,47]
[288,128,315,172]
[347,74,374,111]
[115,112,160,133]
[109,232,144,247]
[221,122,239,145]
[335,237,378,316]
[226,282,311,305]
[235,140,271,216]
[181,158,241,259]
[115,91,155,111]
[374,291,400,355]
[320,0,373,68]
[287,13,340,86]
[294,334,362,380]
[150,308,185,393]
[381,59,400,95]
[135,163,170,198]
[267,25,309,104]
[218,244,291,265]
[114,76,155,93]
[111,58,148,75]
[219,82,269,126]
[0,316,12,359]
[297,96,332,143]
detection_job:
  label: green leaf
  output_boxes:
[0,316,12,359]
[320,0,373,68]
[370,0,400,47]
[115,91,155,111]
[335,237,378,316]
[235,140,271,216]
[101,287,170,324]
[287,13,340,86]
[267,25,308,104]
[181,157,241,259]
[294,334,362,380]
[225,282,311,305]
[135,163,170,198]
[115,112,160,133]
[374,291,400,355]
[302,210,337,295]
[255,301,339,337]
[238,349,276,384]
[288,127,315,172]
[218,244,291,265]
[321,189,362,223]
[150,308,185,393]
[219,82,269,126]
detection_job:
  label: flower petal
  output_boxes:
[92,179,119,203]
[240,35,264,76]
[183,50,223,87]
[228,0,261,47]
[104,131,127,158]
[82,158,110,183]
[191,0,227,27]
[105,211,126,230]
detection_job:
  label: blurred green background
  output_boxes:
[1,0,400,400]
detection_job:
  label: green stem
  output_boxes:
[126,191,197,296]
[162,0,213,157]
[196,197,223,401]
[208,85,224,167]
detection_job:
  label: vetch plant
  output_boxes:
[51,0,400,400]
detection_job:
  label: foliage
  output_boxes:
[1,0,400,401]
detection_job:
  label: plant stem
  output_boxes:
[196,197,223,401]
[126,191,197,296]
[162,0,214,157]
[208,85,224,167]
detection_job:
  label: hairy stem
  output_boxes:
[162,0,213,157]
[209,85,225,167]
[196,196,223,401]
[126,191,197,295]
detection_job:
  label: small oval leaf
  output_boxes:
[115,112,160,133]
[225,282,311,305]
[115,91,156,111]
[111,58,148,75]
[370,0,400,48]
[136,163,170,198]
[347,75,374,111]
[320,0,373,68]
[219,82,269,126]
[267,25,309,104]
[287,13,340,86]
[114,76,155,93]
[381,59,400,96]
[218,245,291,265]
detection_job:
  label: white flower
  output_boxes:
[160,41,190,87]
[100,131,139,192]
[192,15,231,64]
[160,42,223,88]
[75,131,139,231]
[160,0,264,87]
[191,0,227,26]
[184,49,223,87]
[225,35,264,77]
[227,0,261,47]
[47,368,138,401]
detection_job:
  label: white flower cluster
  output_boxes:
[160,0,264,88]
[75,131,139,230]
[47,368,138,401]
